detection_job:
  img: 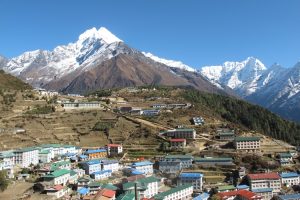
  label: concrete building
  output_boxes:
[45,185,70,199]
[107,144,123,156]
[102,160,119,172]
[131,161,154,175]
[141,109,160,116]
[80,159,102,175]
[234,137,260,152]
[123,176,160,198]
[252,188,273,200]
[177,172,203,191]
[247,172,281,194]
[50,160,71,171]
[153,184,193,200]
[217,190,262,200]
[161,128,196,139]
[159,160,182,174]
[38,149,52,163]
[192,117,204,126]
[170,139,186,148]
[43,169,71,186]
[164,155,193,168]
[0,151,15,178]
[14,147,39,168]
[91,170,112,180]
[217,129,235,140]
[84,149,107,159]
[277,194,300,200]
[194,157,234,166]
[62,102,102,109]
[278,153,293,166]
[280,172,300,187]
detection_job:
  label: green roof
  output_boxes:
[219,132,235,136]
[153,184,193,200]
[279,153,292,158]
[165,155,193,159]
[123,177,159,191]
[39,149,50,154]
[102,183,118,191]
[218,185,236,191]
[116,193,135,200]
[123,182,147,191]
[235,137,260,142]
[139,176,160,184]
[70,170,77,176]
[51,160,71,170]
[88,181,102,187]
[43,169,70,179]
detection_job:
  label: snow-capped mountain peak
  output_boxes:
[142,52,196,72]
[78,27,122,45]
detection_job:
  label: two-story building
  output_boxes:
[164,155,193,169]
[43,169,71,186]
[80,159,102,175]
[131,161,153,175]
[102,160,119,172]
[107,144,123,156]
[91,170,112,181]
[278,153,293,166]
[161,129,196,139]
[234,137,260,152]
[170,139,186,148]
[247,172,281,194]
[280,172,300,187]
[194,157,234,167]
[159,160,182,174]
[177,172,203,191]
[123,176,160,198]
[84,149,107,159]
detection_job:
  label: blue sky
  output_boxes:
[0,0,299,68]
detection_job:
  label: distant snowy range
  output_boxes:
[1,27,300,122]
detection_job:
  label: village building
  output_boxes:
[252,188,273,200]
[177,172,203,191]
[39,149,52,163]
[153,184,193,200]
[280,172,300,187]
[194,157,234,166]
[161,128,196,139]
[192,117,204,126]
[91,170,112,180]
[278,153,293,165]
[141,109,160,116]
[39,144,78,158]
[13,147,39,168]
[218,185,237,192]
[80,159,102,175]
[45,185,70,199]
[277,194,300,200]
[217,190,262,200]
[88,182,102,194]
[152,104,167,109]
[84,149,107,159]
[107,144,123,156]
[122,176,160,198]
[68,170,78,184]
[237,185,250,190]
[62,102,103,110]
[159,160,182,174]
[193,193,210,200]
[170,139,186,148]
[93,189,116,200]
[102,159,119,172]
[43,169,70,186]
[234,137,260,152]
[131,161,154,175]
[0,151,15,178]
[247,172,281,194]
[50,160,71,171]
[164,155,193,168]
[77,176,92,189]
[217,129,235,140]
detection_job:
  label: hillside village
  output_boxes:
[0,86,300,200]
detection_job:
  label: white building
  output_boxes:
[91,170,112,180]
[39,144,77,159]
[39,149,52,163]
[161,128,196,139]
[131,161,153,175]
[102,160,119,172]
[80,159,102,175]
[164,155,193,169]
[247,172,281,194]
[107,144,123,156]
[43,169,71,186]
[252,188,273,200]
[14,147,39,168]
[278,153,293,166]
[280,172,300,187]
[0,151,15,178]
[45,185,70,199]
[123,176,159,198]
[177,172,203,191]
[153,184,193,200]
[234,137,260,152]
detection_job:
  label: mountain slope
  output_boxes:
[1,27,230,97]
[0,70,32,90]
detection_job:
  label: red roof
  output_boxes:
[53,185,64,191]
[218,190,262,200]
[170,138,186,142]
[102,189,116,198]
[107,144,121,147]
[248,172,280,180]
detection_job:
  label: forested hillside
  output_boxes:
[183,89,300,145]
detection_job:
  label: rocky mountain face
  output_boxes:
[0,27,228,96]
[201,58,300,122]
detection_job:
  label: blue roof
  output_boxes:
[64,152,76,156]
[132,161,153,167]
[278,194,300,200]
[92,170,112,175]
[85,159,101,165]
[79,155,88,159]
[84,149,106,154]
[237,185,249,189]
[280,172,299,178]
[77,187,89,195]
[194,193,209,200]
[179,172,203,178]
[252,188,273,193]
[131,170,144,175]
